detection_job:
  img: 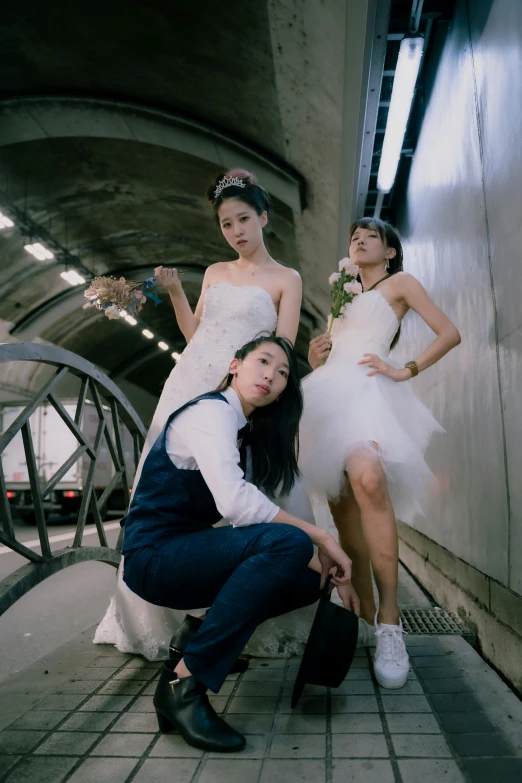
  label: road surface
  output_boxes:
[0,517,121,684]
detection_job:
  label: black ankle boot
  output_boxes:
[154,660,246,752]
[169,615,203,658]
[169,615,249,675]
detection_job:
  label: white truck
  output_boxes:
[1,399,134,524]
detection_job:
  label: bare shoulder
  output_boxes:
[392,272,423,295]
[276,264,302,289]
[204,261,228,281]
[395,271,417,285]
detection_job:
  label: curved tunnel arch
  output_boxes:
[0,96,305,212]
[0,96,309,383]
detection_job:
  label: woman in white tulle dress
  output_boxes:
[300,218,461,689]
[95,169,314,660]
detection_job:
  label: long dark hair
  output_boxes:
[217,334,302,497]
[206,168,270,223]
[350,217,404,349]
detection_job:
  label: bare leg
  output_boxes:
[346,450,399,625]
[175,658,192,679]
[328,485,376,624]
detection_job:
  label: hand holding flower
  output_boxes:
[155,265,182,292]
[308,333,332,369]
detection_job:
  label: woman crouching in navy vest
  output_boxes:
[121,335,355,753]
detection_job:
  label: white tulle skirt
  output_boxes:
[299,355,444,523]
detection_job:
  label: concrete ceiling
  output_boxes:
[0,0,390,422]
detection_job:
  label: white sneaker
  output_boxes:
[357,619,376,647]
[373,613,409,689]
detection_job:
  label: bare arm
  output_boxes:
[155,266,212,344]
[307,551,360,613]
[399,273,461,374]
[360,274,461,382]
[275,270,302,345]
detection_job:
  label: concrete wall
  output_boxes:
[394,0,522,683]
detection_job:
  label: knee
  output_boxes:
[122,553,146,599]
[267,523,314,563]
[352,467,387,507]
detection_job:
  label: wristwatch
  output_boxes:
[405,360,419,378]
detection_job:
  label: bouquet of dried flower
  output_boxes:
[83,276,162,320]
[327,258,362,333]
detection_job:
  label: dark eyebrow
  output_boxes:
[260,350,290,371]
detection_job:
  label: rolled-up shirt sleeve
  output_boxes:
[171,400,280,527]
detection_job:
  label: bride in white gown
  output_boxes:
[94,169,316,660]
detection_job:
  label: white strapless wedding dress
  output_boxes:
[94,282,316,660]
[300,290,444,523]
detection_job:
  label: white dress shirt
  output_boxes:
[165,386,280,527]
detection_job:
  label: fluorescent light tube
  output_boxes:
[60,271,78,285]
[25,243,46,260]
[32,242,54,259]
[60,270,85,286]
[0,213,14,227]
[377,36,424,194]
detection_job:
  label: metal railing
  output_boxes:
[0,343,147,615]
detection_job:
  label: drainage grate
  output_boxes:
[402,608,475,642]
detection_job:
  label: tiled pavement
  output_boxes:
[1,633,521,783]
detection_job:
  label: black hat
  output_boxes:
[291,580,359,708]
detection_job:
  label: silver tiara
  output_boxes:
[214,175,246,200]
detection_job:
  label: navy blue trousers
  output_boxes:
[123,522,321,692]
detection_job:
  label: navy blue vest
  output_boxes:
[121,392,230,554]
